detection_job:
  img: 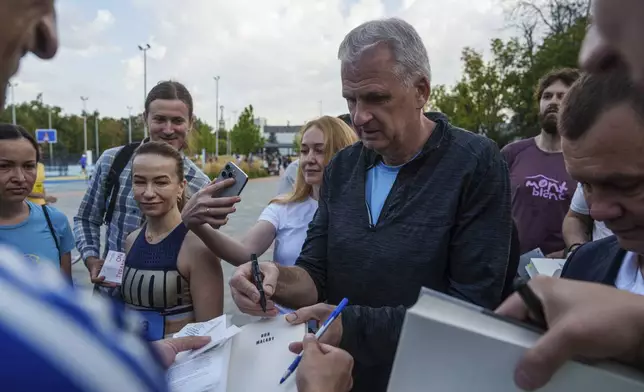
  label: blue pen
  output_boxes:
[279,298,349,385]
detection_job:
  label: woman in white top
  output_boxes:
[189,115,357,268]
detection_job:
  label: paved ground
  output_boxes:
[48,176,279,322]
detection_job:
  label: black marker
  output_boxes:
[513,277,548,330]
[251,254,267,313]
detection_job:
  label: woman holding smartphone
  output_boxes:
[118,141,224,341]
[185,116,357,269]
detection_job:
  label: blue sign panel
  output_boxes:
[35,129,57,144]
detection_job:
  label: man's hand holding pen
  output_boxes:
[251,254,267,313]
[229,259,280,317]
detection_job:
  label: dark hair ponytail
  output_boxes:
[0,123,40,161]
[144,80,194,119]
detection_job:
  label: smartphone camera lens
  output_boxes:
[228,171,234,178]
[221,170,227,178]
[225,164,231,171]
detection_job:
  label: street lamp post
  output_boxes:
[219,105,225,135]
[230,110,238,155]
[139,43,151,138]
[127,106,133,144]
[81,96,89,154]
[213,76,220,156]
[8,82,17,125]
[46,94,53,167]
[95,111,100,158]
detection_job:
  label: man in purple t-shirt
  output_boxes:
[502,68,580,257]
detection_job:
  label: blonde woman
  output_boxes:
[187,116,357,269]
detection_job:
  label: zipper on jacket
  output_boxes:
[365,162,376,229]
[365,199,375,229]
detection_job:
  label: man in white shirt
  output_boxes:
[562,182,614,253]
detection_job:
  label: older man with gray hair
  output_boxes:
[229,18,512,391]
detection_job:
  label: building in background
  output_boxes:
[262,121,301,156]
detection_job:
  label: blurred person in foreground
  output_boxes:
[230,17,512,392]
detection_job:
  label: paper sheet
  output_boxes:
[173,316,225,339]
[173,315,241,361]
[526,258,566,278]
[98,251,125,284]
[167,339,232,392]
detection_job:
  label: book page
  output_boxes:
[167,339,232,392]
[227,317,306,392]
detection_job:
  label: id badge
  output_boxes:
[136,310,165,341]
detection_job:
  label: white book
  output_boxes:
[526,258,566,278]
[387,288,644,391]
[168,317,306,392]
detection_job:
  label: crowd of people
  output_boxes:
[2,0,644,391]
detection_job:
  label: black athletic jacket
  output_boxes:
[295,112,512,391]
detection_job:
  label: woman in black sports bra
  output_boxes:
[122,141,224,341]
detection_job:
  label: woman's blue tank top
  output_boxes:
[121,223,193,341]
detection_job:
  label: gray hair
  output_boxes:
[338,18,431,86]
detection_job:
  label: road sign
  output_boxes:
[36,129,57,144]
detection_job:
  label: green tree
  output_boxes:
[0,95,221,162]
[432,39,522,146]
[187,117,215,155]
[230,105,264,155]
[432,0,589,147]
[504,0,590,139]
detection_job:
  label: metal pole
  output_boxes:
[139,44,151,139]
[81,96,88,153]
[220,105,224,132]
[213,76,220,156]
[127,106,133,144]
[9,82,17,125]
[230,110,238,155]
[48,108,53,166]
[95,112,99,157]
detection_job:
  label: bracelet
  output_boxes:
[565,243,583,257]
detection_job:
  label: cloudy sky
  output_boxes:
[12,0,515,127]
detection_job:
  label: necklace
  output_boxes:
[145,227,174,243]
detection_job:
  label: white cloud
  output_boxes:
[12,0,517,130]
[61,8,120,56]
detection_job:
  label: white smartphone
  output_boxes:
[215,161,249,198]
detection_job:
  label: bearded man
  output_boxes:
[501,68,580,258]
